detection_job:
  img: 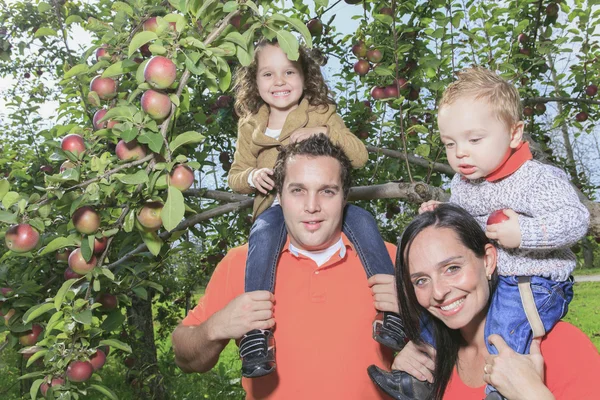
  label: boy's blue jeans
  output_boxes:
[244,204,395,293]
[419,275,573,397]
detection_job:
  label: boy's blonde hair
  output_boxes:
[439,67,522,128]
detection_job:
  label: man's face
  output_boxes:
[278,155,346,252]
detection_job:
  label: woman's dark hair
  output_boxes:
[232,38,335,119]
[396,203,498,400]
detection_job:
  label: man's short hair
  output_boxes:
[439,67,522,128]
[274,134,353,199]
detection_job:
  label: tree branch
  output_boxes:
[366,145,455,175]
[523,96,600,106]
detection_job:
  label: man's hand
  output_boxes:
[289,126,327,143]
[485,209,522,248]
[483,335,552,400]
[208,291,275,341]
[418,200,442,214]
[391,341,436,383]
[368,274,399,314]
[252,168,275,195]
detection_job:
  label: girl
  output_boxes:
[228,39,404,378]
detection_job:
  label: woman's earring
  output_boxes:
[487,274,492,281]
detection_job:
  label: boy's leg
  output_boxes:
[342,204,407,351]
[240,206,287,378]
[484,275,573,398]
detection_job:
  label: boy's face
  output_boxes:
[438,96,523,180]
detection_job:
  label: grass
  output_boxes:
[573,267,600,276]
[1,282,598,399]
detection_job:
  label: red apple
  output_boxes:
[124,356,136,369]
[216,95,232,108]
[218,152,230,164]
[137,202,163,231]
[95,45,109,62]
[395,77,409,93]
[61,134,86,156]
[169,165,195,191]
[89,349,106,371]
[517,33,528,43]
[24,72,31,78]
[523,106,534,117]
[407,87,420,101]
[351,41,367,58]
[64,267,83,280]
[96,293,118,311]
[19,323,43,346]
[139,44,152,58]
[93,237,108,254]
[379,7,393,16]
[344,0,362,4]
[0,287,12,297]
[353,60,370,76]
[116,139,147,161]
[230,15,242,29]
[72,206,100,235]
[367,49,383,63]
[144,56,177,90]
[306,18,323,36]
[66,360,94,382]
[37,164,52,175]
[576,111,588,122]
[519,47,531,56]
[60,161,76,172]
[90,76,117,101]
[56,249,72,262]
[585,84,597,97]
[5,224,40,253]
[384,84,399,99]
[370,86,386,100]
[40,377,65,397]
[487,210,510,225]
[546,2,559,17]
[93,109,116,130]
[141,90,171,120]
[534,103,546,115]
[68,249,97,275]
[143,17,176,32]
[3,308,15,322]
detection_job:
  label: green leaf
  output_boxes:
[65,15,84,25]
[236,45,253,66]
[137,131,163,153]
[117,170,149,185]
[34,27,57,38]
[23,302,55,324]
[99,338,132,353]
[169,94,180,107]
[19,371,45,381]
[38,2,51,12]
[101,268,115,281]
[140,230,162,256]
[225,31,247,48]
[286,17,313,48]
[55,279,77,310]
[30,378,44,400]
[0,179,9,200]
[64,64,89,79]
[196,0,217,18]
[2,191,20,209]
[136,59,150,84]
[415,143,431,158]
[374,65,393,76]
[104,105,136,121]
[73,309,92,325]
[100,309,125,332]
[149,44,168,55]
[112,1,134,16]
[132,286,148,300]
[169,131,205,153]
[26,349,48,368]
[89,384,118,400]
[102,61,125,78]
[81,235,93,262]
[40,237,78,255]
[123,209,135,233]
[276,30,299,61]
[223,1,237,12]
[128,31,158,58]
[0,210,17,224]
[162,186,185,232]
[121,128,138,142]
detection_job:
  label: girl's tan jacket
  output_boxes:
[228,99,368,219]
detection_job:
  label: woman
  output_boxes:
[370,204,599,400]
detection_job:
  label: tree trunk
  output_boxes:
[127,292,168,400]
[583,237,594,269]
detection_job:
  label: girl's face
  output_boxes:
[256,44,305,115]
[406,226,497,333]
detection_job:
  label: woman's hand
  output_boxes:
[251,168,274,194]
[484,335,554,400]
[391,340,436,383]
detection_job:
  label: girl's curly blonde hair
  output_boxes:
[233,39,335,119]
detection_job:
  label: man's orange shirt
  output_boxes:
[183,234,396,399]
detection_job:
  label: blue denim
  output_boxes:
[483,275,573,396]
[244,204,395,292]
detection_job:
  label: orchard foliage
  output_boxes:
[0,0,598,398]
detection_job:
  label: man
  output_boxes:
[172,134,397,399]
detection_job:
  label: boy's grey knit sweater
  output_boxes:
[450,160,589,281]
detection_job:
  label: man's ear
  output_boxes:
[509,121,524,149]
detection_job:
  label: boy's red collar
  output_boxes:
[485,141,533,182]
